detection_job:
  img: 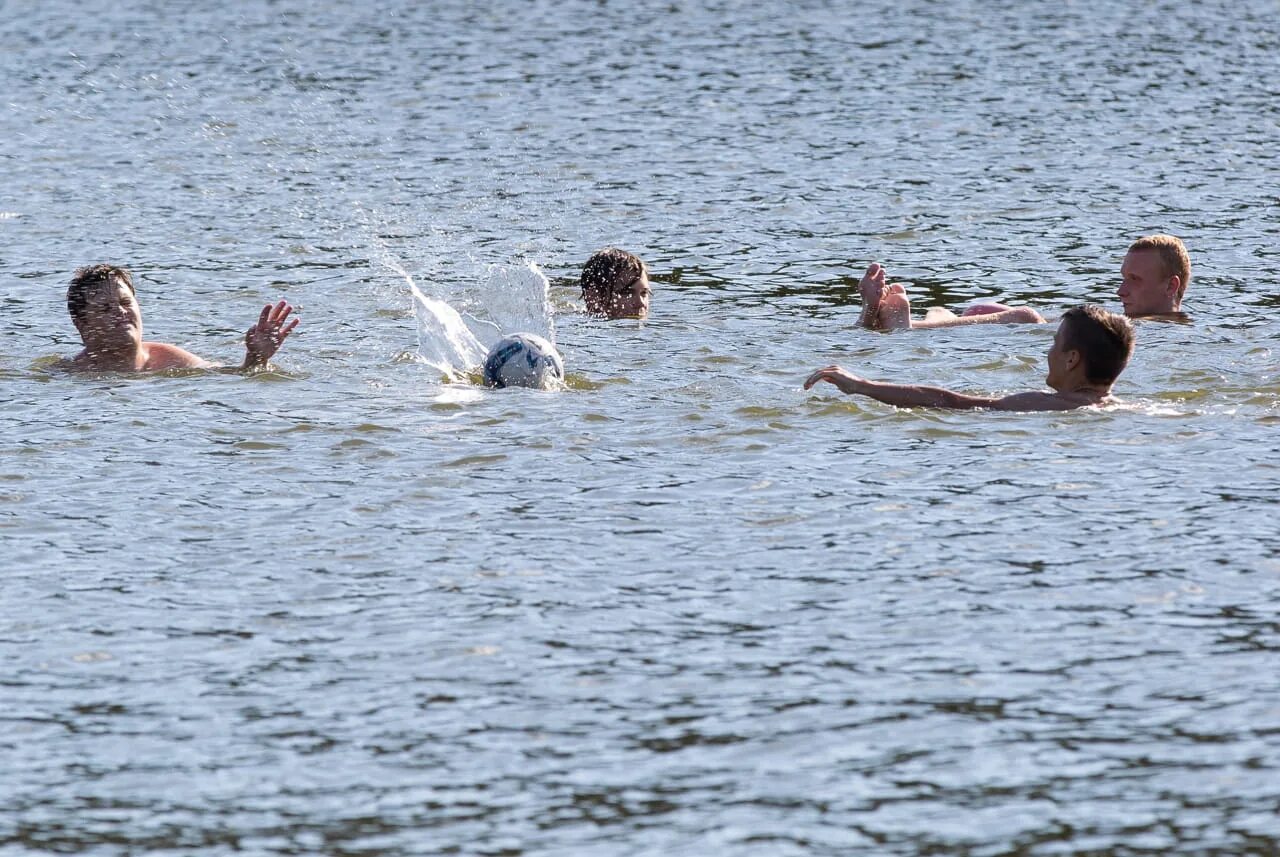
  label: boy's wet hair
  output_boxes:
[68,264,134,325]
[1061,304,1135,385]
[579,248,645,300]
[1128,234,1191,302]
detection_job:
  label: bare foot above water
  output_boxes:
[857,263,887,329]
[877,283,913,330]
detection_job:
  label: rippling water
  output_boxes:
[3,1,1280,854]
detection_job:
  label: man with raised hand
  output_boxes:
[63,264,298,373]
[856,234,1189,330]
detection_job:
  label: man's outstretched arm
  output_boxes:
[805,365,998,408]
[803,366,1084,411]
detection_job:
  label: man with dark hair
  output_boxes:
[63,264,298,372]
[858,234,1190,329]
[805,304,1134,411]
[579,248,651,319]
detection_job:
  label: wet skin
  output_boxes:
[1117,249,1181,317]
[68,276,298,372]
[610,271,652,319]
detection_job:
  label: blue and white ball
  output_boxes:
[482,333,565,390]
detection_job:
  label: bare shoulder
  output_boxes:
[143,342,211,370]
[990,391,1103,411]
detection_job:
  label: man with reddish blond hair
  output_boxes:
[858,234,1190,329]
[1117,234,1191,317]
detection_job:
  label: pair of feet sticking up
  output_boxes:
[854,263,1044,330]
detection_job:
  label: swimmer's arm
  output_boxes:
[910,307,1046,329]
[804,366,998,409]
[241,300,299,370]
[804,367,1088,411]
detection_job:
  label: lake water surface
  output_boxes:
[3,1,1280,854]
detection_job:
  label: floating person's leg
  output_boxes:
[962,302,1016,317]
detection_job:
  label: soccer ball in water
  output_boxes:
[482,333,565,390]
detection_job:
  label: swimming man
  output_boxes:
[580,248,651,320]
[63,264,298,372]
[807,304,1134,411]
[858,234,1190,329]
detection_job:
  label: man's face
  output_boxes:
[1117,249,1177,316]
[1045,319,1073,390]
[611,271,651,319]
[76,278,143,349]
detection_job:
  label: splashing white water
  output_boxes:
[414,290,489,380]
[357,203,556,381]
[377,255,486,380]
[475,261,555,343]
[389,256,557,381]
[412,260,555,380]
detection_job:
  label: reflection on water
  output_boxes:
[3,0,1280,854]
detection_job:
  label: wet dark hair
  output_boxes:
[1061,304,1135,385]
[579,248,645,315]
[67,264,134,325]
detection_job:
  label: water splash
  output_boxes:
[398,260,487,381]
[382,254,559,382]
[407,259,556,381]
[474,261,555,344]
[356,204,556,381]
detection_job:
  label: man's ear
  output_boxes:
[1066,348,1082,371]
[1167,274,1181,298]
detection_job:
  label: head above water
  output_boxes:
[1047,304,1135,390]
[1118,234,1190,316]
[68,264,134,325]
[580,248,651,319]
[67,264,143,349]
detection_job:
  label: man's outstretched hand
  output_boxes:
[804,365,864,395]
[243,300,299,369]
